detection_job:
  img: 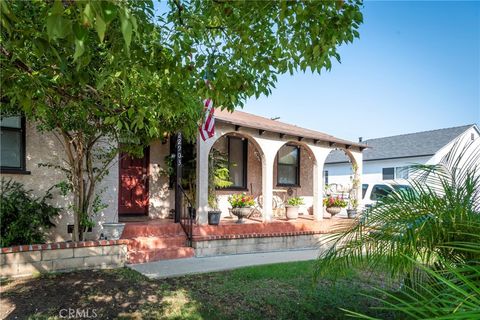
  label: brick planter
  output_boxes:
[1,239,129,278]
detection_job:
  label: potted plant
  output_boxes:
[347,198,358,219]
[323,196,347,217]
[102,222,125,240]
[285,197,304,220]
[207,149,233,225]
[228,193,255,224]
[207,193,222,225]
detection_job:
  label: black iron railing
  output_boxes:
[178,185,195,246]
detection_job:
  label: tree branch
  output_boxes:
[173,0,184,25]
[0,45,33,74]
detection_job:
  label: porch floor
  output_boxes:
[193,215,354,241]
[119,215,353,238]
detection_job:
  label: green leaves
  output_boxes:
[95,14,106,42]
[119,8,133,52]
[46,0,72,40]
[73,24,86,62]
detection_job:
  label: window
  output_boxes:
[324,170,329,185]
[383,166,410,180]
[228,137,247,188]
[362,184,369,199]
[395,166,410,179]
[370,184,393,201]
[277,145,300,186]
[382,167,395,180]
[0,116,27,172]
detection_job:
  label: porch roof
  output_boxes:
[216,109,367,149]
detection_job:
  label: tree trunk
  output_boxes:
[62,131,87,242]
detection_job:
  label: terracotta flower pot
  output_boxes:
[326,206,342,216]
[231,207,252,224]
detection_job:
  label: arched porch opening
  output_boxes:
[208,132,265,219]
[322,148,361,218]
[270,141,317,219]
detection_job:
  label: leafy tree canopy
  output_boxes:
[1,0,363,140]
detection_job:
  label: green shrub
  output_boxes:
[0,179,61,247]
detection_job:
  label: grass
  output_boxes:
[0,260,400,320]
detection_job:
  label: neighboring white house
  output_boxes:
[324,124,480,189]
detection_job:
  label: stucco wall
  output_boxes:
[2,122,118,243]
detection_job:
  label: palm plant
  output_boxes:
[343,229,480,319]
[314,138,480,318]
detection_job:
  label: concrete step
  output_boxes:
[128,236,187,251]
[127,247,195,264]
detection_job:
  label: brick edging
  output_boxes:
[1,239,131,254]
[192,230,337,241]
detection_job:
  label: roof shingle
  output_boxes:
[325,124,475,163]
[216,109,366,148]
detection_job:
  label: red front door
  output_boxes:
[118,149,149,215]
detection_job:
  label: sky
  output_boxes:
[241,1,480,142]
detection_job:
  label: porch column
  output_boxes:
[312,161,324,221]
[311,146,333,221]
[252,137,283,222]
[196,134,216,225]
[349,149,363,207]
[261,153,275,222]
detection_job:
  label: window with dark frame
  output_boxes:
[0,116,27,173]
[277,144,300,186]
[324,170,329,185]
[382,167,395,180]
[227,136,248,189]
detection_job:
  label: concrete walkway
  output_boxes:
[128,249,320,279]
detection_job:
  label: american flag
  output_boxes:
[199,98,215,141]
[199,74,215,141]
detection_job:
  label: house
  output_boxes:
[324,124,480,188]
[1,110,366,271]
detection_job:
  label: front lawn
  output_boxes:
[0,260,398,319]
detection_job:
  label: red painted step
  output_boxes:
[121,221,195,264]
[121,222,184,238]
[128,235,187,251]
[127,247,195,264]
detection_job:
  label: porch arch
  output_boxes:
[271,141,318,216]
[196,130,269,224]
[315,147,362,218]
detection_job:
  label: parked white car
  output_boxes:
[361,181,412,209]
